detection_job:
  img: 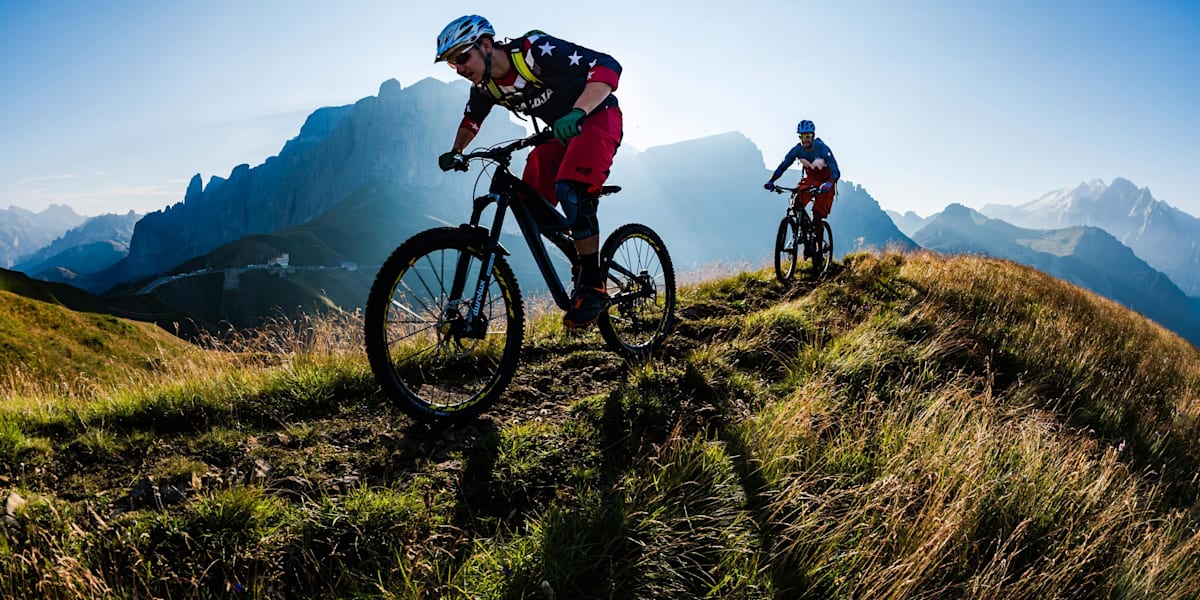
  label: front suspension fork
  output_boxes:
[447,195,509,339]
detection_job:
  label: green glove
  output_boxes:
[552,108,586,142]
[438,150,461,171]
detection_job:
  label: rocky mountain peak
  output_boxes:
[378,78,403,98]
[184,174,204,203]
[91,77,525,290]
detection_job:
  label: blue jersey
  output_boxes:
[770,138,840,181]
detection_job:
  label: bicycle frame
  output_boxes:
[458,165,577,314]
[365,132,678,423]
[445,135,654,333]
[778,186,819,247]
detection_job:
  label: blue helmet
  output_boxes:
[435,15,495,62]
[796,120,816,134]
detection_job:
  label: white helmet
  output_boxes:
[435,15,495,62]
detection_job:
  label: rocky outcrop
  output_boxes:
[102,78,520,290]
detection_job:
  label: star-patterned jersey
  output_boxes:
[770,138,841,182]
[461,32,621,132]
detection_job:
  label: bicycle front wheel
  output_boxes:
[811,220,834,278]
[598,223,676,358]
[774,215,798,282]
[364,227,524,423]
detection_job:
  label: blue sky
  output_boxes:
[1,0,1197,218]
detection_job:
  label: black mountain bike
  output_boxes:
[365,130,676,424]
[768,185,834,281]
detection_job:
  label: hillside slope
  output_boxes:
[1,250,1198,598]
[915,203,1200,346]
[0,289,202,396]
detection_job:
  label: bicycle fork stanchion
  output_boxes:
[455,194,510,339]
[799,210,812,258]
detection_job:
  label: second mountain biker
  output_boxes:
[435,15,623,329]
[764,119,841,246]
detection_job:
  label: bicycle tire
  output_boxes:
[597,223,676,358]
[774,215,798,282]
[364,227,524,423]
[811,220,834,278]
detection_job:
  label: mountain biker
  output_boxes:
[764,120,840,251]
[435,15,623,329]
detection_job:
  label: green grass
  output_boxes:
[2,250,1199,598]
[0,291,193,394]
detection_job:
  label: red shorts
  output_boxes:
[523,106,623,205]
[797,166,835,218]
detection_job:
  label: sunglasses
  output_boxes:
[448,45,475,67]
[798,133,815,139]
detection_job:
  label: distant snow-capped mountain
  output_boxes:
[980,178,1200,296]
[915,203,1200,347]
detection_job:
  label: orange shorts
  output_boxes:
[797,166,835,218]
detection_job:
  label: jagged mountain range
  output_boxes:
[13,210,140,282]
[88,78,526,293]
[83,78,912,297]
[5,78,1197,347]
[981,178,1200,297]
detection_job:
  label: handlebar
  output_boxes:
[769,185,821,195]
[454,129,556,170]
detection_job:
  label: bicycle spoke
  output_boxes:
[409,252,453,316]
[365,227,525,422]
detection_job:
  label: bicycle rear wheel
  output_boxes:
[774,215,798,282]
[597,223,676,358]
[811,220,834,278]
[364,227,524,423]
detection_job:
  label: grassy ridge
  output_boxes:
[0,288,200,399]
[1,250,1198,598]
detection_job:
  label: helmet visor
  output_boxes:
[437,43,466,63]
[443,44,476,67]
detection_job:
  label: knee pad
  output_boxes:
[554,179,600,239]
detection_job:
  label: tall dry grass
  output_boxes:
[4,249,1200,598]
